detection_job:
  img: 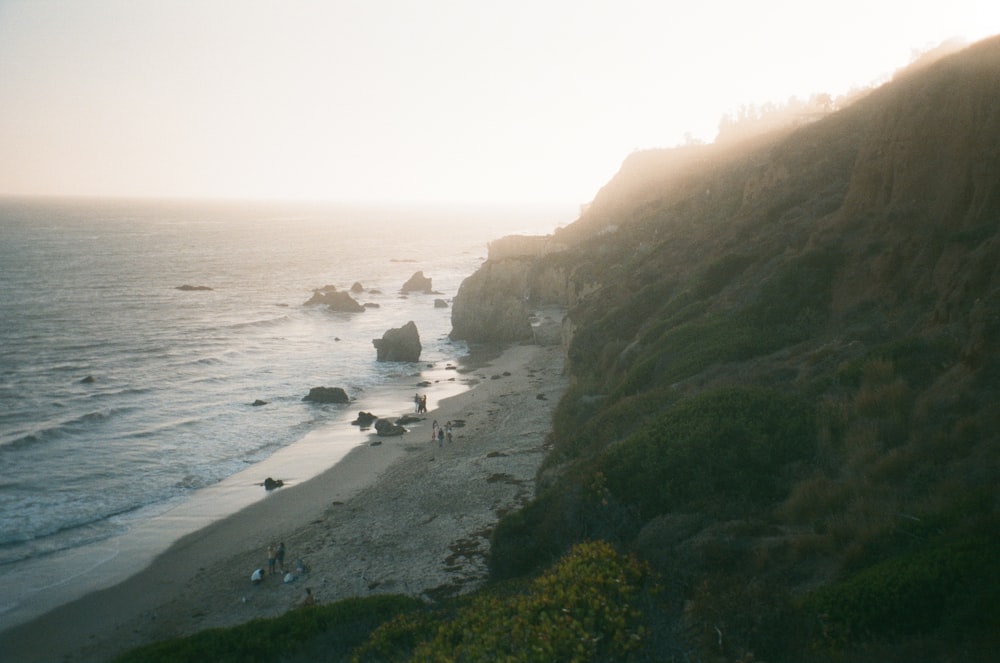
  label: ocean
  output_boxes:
[0,197,572,629]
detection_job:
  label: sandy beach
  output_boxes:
[0,341,566,663]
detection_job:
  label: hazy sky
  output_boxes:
[1,1,997,204]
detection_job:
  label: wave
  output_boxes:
[0,407,133,452]
[123,416,203,440]
[0,502,138,560]
[222,314,292,331]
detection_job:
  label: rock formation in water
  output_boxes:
[373,321,422,362]
[302,386,350,404]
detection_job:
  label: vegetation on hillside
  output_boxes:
[487,35,1000,662]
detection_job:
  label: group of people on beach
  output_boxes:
[431,419,454,447]
[413,393,428,413]
[250,541,314,605]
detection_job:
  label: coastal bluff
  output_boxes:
[449,234,580,344]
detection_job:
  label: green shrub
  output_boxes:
[745,247,842,327]
[805,533,1000,642]
[350,609,443,662]
[489,491,564,580]
[684,574,807,662]
[836,335,957,390]
[398,541,652,662]
[490,469,641,581]
[111,595,423,663]
[600,387,816,517]
[545,386,678,469]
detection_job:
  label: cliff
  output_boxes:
[468,35,1000,661]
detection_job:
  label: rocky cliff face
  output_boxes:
[450,258,534,343]
[450,235,577,343]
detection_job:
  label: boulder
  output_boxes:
[263,477,284,490]
[374,418,406,436]
[304,289,365,312]
[434,298,449,308]
[251,399,268,406]
[302,386,350,404]
[176,284,213,291]
[350,282,365,293]
[352,411,378,427]
[401,271,433,293]
[373,321,422,362]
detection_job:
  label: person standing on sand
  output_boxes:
[414,393,421,412]
[431,419,439,442]
[437,427,444,448]
[277,542,286,572]
[267,543,277,575]
[446,421,453,443]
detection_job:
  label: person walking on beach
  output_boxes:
[414,393,421,412]
[431,420,439,442]
[437,427,444,448]
[419,394,427,413]
[446,421,453,443]
[267,543,277,575]
[277,542,286,573]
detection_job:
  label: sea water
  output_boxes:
[0,197,572,628]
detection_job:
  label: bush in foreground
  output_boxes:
[355,540,653,662]
[110,594,423,663]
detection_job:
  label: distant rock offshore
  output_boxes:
[304,287,365,312]
[401,271,433,293]
[176,284,213,291]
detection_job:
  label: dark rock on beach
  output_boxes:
[251,399,268,406]
[302,386,350,404]
[352,411,378,427]
[263,477,284,490]
[434,298,449,308]
[176,284,213,291]
[373,321,422,362]
[374,418,406,437]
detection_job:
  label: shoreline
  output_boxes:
[0,341,566,663]
[0,356,471,635]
